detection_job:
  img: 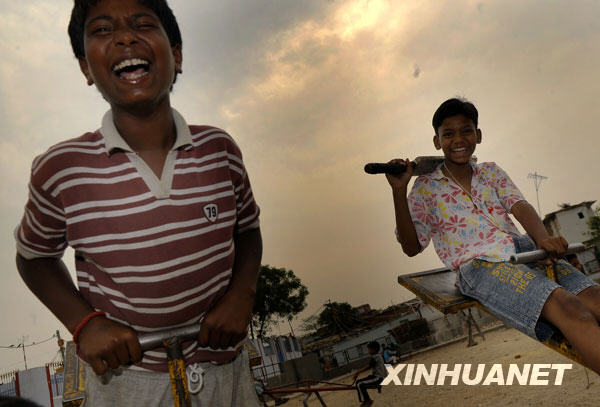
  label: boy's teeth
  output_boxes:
[121,69,147,81]
[113,58,149,72]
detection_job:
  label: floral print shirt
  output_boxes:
[406,161,526,269]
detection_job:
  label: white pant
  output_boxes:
[83,348,260,407]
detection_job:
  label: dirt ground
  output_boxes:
[275,327,600,407]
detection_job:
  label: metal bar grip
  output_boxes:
[509,243,585,264]
[138,323,201,351]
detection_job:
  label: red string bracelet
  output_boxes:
[72,311,106,344]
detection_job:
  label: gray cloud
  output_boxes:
[1,0,600,370]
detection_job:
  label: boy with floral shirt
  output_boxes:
[387,98,600,374]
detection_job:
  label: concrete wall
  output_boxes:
[18,367,52,407]
[578,248,600,274]
[322,356,371,380]
[249,336,303,379]
[553,206,595,243]
[390,305,498,356]
[275,353,324,386]
[328,314,418,366]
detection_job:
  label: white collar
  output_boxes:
[100,108,193,155]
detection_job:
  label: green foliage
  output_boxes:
[251,265,308,339]
[317,302,362,335]
[298,314,321,334]
[588,206,600,242]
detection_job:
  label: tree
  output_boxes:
[251,265,308,339]
[317,301,362,335]
[588,206,600,242]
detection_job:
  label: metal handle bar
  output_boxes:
[138,323,201,351]
[509,243,585,264]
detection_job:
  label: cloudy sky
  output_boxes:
[1,0,599,371]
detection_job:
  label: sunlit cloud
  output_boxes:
[1,0,600,372]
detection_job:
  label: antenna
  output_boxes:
[528,172,548,215]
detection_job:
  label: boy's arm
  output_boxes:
[511,201,568,260]
[16,255,141,375]
[386,158,421,257]
[198,227,262,351]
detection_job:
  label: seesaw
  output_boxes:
[262,378,365,407]
[397,244,589,368]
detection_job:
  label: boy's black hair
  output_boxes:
[432,98,478,134]
[367,341,380,352]
[68,0,182,83]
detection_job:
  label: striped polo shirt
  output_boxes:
[15,109,260,371]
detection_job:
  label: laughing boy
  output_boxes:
[15,1,262,405]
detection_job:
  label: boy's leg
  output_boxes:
[355,377,368,402]
[527,261,600,373]
[204,346,261,407]
[541,287,600,373]
[84,364,174,407]
[458,258,600,374]
[535,260,600,322]
[545,260,600,321]
[457,260,599,365]
[356,375,381,402]
[576,285,600,321]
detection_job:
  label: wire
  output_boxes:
[48,350,61,364]
[0,334,57,349]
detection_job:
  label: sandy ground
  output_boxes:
[273,327,600,407]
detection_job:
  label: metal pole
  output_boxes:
[528,172,548,215]
[21,337,27,370]
[56,330,65,364]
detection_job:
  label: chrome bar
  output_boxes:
[138,324,201,351]
[509,243,585,264]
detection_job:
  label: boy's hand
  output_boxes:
[385,158,414,190]
[76,316,142,375]
[198,289,253,353]
[537,236,569,263]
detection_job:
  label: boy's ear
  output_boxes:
[78,58,94,86]
[172,45,183,74]
[476,129,482,144]
[433,134,441,150]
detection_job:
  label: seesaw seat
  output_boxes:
[398,268,585,367]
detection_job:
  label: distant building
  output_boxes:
[0,364,63,406]
[248,335,303,380]
[355,304,372,315]
[543,201,600,274]
[301,299,497,372]
[543,201,596,244]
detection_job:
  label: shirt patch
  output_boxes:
[203,203,219,222]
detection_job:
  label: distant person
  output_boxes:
[381,344,390,363]
[382,344,398,364]
[386,98,600,374]
[353,341,386,406]
[566,253,584,272]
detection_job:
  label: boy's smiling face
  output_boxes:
[78,0,182,111]
[433,114,481,166]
